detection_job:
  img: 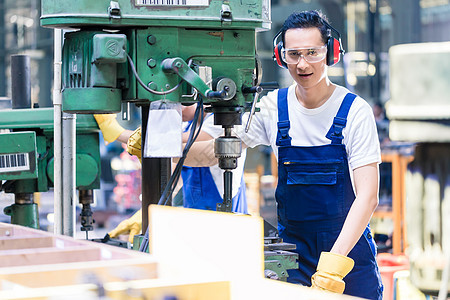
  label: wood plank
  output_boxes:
[0,226,13,237]
[0,259,158,288]
[0,236,54,250]
[0,246,101,267]
[106,279,230,300]
[0,224,44,237]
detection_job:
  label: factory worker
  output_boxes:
[183,10,383,299]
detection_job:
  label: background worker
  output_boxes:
[183,9,383,299]
[94,114,139,243]
[94,106,248,242]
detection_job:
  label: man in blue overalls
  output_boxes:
[232,10,383,299]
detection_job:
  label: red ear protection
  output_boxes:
[272,30,287,69]
[273,19,344,68]
[326,36,342,66]
[273,39,287,69]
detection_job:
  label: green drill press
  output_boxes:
[40,0,271,226]
[38,0,298,281]
[0,110,101,230]
[0,55,101,231]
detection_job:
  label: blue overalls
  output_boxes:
[181,117,248,214]
[181,166,247,213]
[275,88,383,299]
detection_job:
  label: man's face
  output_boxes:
[284,27,327,89]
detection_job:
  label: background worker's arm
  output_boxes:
[311,162,379,293]
[124,122,217,166]
[182,130,214,143]
[181,121,249,167]
[177,139,218,167]
[117,130,133,144]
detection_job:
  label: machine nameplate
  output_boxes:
[0,153,30,173]
[135,0,209,6]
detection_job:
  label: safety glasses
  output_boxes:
[281,45,327,64]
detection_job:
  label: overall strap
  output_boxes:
[326,93,357,144]
[183,120,193,133]
[276,88,292,147]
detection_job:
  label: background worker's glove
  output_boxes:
[310,252,355,294]
[94,114,126,143]
[127,127,142,162]
[106,209,142,243]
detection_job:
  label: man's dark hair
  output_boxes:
[281,10,330,46]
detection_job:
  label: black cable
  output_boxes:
[165,103,204,205]
[157,100,204,206]
[126,53,182,95]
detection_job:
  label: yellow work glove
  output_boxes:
[107,209,142,243]
[310,252,355,294]
[127,127,142,162]
[94,114,126,144]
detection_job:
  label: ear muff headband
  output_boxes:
[273,18,345,68]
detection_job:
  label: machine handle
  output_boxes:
[244,86,262,133]
[243,82,279,132]
[162,57,213,98]
[162,57,229,100]
[259,81,279,91]
[207,90,227,99]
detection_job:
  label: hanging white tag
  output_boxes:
[144,101,182,158]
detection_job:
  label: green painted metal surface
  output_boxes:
[264,251,298,282]
[0,132,38,180]
[132,234,148,252]
[0,108,101,191]
[132,27,256,105]
[61,31,125,113]
[41,0,270,30]
[0,108,99,133]
[4,203,40,229]
[62,88,122,113]
[58,26,257,112]
[41,0,268,113]
[47,134,101,190]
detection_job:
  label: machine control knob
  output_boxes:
[213,77,236,101]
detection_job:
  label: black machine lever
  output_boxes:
[243,82,280,133]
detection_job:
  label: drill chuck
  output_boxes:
[214,136,241,170]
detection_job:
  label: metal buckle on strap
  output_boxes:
[334,116,346,128]
[277,120,292,146]
[278,120,291,138]
[333,117,347,136]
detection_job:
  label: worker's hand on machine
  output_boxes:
[94,114,126,144]
[310,252,355,294]
[105,209,142,244]
[127,127,142,162]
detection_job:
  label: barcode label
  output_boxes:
[135,0,208,6]
[0,153,30,173]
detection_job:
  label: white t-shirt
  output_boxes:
[184,114,246,198]
[237,84,380,187]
